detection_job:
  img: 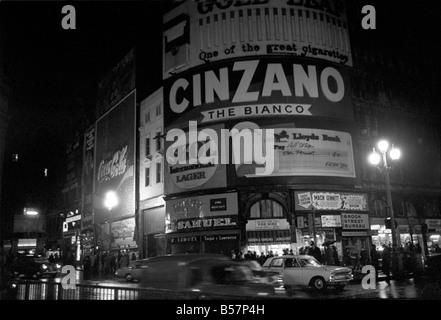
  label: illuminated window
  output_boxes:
[249,199,284,219]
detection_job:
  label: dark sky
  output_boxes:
[0,0,440,186]
[1,1,170,180]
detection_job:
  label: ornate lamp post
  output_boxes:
[369,140,402,274]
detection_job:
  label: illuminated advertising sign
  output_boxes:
[164,123,227,195]
[295,191,368,211]
[164,58,353,127]
[63,214,82,233]
[111,217,137,249]
[163,0,351,77]
[165,192,238,233]
[94,91,136,224]
[234,126,355,178]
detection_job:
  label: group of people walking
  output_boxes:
[83,250,137,279]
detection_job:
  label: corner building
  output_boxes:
[162,0,369,260]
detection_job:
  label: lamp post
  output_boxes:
[369,140,401,274]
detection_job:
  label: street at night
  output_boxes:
[1,0,441,312]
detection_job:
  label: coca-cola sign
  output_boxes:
[98,146,128,184]
[94,91,136,224]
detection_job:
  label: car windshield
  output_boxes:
[298,257,322,267]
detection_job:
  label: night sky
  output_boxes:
[0,0,440,207]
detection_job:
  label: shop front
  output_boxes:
[246,219,291,256]
[294,191,370,265]
[165,192,240,254]
[425,219,441,254]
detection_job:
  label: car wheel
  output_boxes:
[284,285,295,297]
[310,277,327,291]
[125,274,133,282]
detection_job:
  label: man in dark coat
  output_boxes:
[381,244,391,284]
[308,241,322,263]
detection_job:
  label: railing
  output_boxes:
[6,280,272,300]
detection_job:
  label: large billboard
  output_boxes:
[94,91,136,224]
[164,57,353,127]
[163,0,351,77]
[96,48,136,118]
[235,126,355,178]
[164,123,227,195]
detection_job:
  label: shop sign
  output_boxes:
[342,231,368,237]
[341,213,369,229]
[170,236,200,244]
[426,219,441,229]
[166,193,238,231]
[256,219,282,230]
[246,219,290,231]
[166,215,238,233]
[202,234,238,242]
[247,230,291,244]
[321,215,342,227]
[295,192,368,211]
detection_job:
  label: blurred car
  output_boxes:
[129,253,276,298]
[262,255,353,295]
[9,254,62,279]
[425,253,441,281]
[115,259,150,282]
[237,260,280,286]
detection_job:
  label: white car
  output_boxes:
[262,255,353,295]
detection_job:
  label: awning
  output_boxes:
[247,230,291,244]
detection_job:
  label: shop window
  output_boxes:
[249,199,284,219]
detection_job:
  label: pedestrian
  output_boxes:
[381,244,391,284]
[308,241,322,263]
[83,256,91,280]
[324,244,334,265]
[332,245,340,266]
[230,250,236,259]
[370,246,380,274]
[131,252,136,261]
[104,253,111,276]
[360,248,368,267]
[119,252,129,268]
[258,252,266,265]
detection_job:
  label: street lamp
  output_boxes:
[104,191,118,213]
[369,140,401,273]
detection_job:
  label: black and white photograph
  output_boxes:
[0,0,440,310]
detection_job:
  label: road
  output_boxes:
[8,270,441,300]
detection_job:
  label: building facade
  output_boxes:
[161,0,371,261]
[138,88,167,258]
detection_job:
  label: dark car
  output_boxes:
[9,254,62,279]
[425,253,441,281]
